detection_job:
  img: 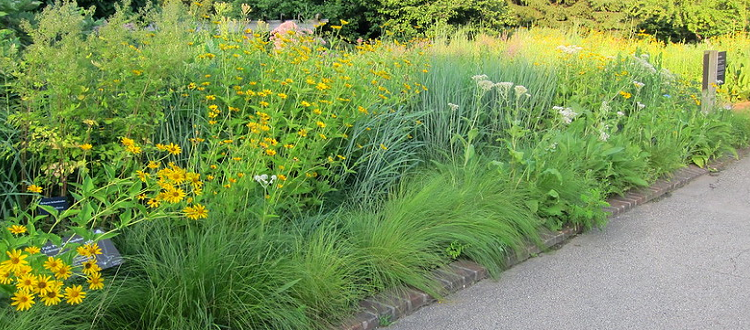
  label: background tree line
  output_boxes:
[1,0,749,43]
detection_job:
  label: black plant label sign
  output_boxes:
[41,229,124,270]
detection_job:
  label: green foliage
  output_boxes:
[378,0,514,37]
[634,0,750,41]
[508,0,639,31]
[0,0,42,45]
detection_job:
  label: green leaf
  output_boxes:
[602,146,625,157]
[37,205,59,218]
[275,278,301,294]
[525,199,539,213]
[542,168,563,184]
[467,128,479,141]
[95,231,119,241]
[547,189,560,199]
[69,227,92,241]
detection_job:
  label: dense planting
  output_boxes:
[1,1,749,329]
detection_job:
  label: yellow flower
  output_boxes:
[54,264,72,280]
[64,285,86,305]
[23,246,40,254]
[34,275,54,295]
[1,249,29,274]
[77,243,102,258]
[79,143,93,151]
[316,121,326,128]
[380,144,388,150]
[43,257,63,272]
[87,273,104,290]
[41,286,62,306]
[0,269,12,284]
[148,161,160,169]
[619,91,632,99]
[298,129,308,137]
[165,143,182,155]
[205,95,216,101]
[11,289,35,311]
[126,145,142,154]
[136,170,150,182]
[26,185,42,193]
[121,137,135,147]
[183,204,209,220]
[81,260,101,276]
[265,149,277,156]
[16,274,37,291]
[147,198,160,208]
[8,225,27,235]
[340,19,349,25]
[319,134,327,140]
[163,188,186,204]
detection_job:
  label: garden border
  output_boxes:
[338,147,750,330]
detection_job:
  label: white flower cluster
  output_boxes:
[553,106,578,124]
[495,81,514,96]
[599,130,610,142]
[448,103,460,111]
[471,75,530,99]
[254,174,277,187]
[637,102,646,110]
[631,54,657,74]
[557,45,583,54]
[633,80,645,89]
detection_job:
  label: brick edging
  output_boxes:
[339,148,750,330]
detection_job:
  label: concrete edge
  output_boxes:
[338,148,750,330]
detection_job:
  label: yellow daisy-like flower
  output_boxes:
[136,170,150,182]
[8,225,27,235]
[79,143,93,151]
[64,285,86,305]
[126,145,142,154]
[77,243,102,258]
[163,188,186,204]
[619,90,632,99]
[0,268,13,284]
[33,275,54,295]
[81,260,101,276]
[87,273,105,290]
[54,264,72,280]
[183,204,209,220]
[1,249,29,274]
[11,289,35,311]
[16,273,37,292]
[265,149,277,156]
[43,257,63,272]
[41,286,62,306]
[165,143,182,155]
[121,137,135,147]
[26,185,42,193]
[147,161,160,169]
[316,121,326,128]
[147,198,160,208]
[23,246,40,254]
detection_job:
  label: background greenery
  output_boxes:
[2,1,750,329]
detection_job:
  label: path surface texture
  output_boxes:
[388,156,750,330]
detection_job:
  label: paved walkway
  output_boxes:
[388,156,750,330]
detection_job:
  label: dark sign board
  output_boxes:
[38,196,70,216]
[717,51,727,85]
[41,229,123,270]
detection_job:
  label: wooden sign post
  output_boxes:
[702,50,727,113]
